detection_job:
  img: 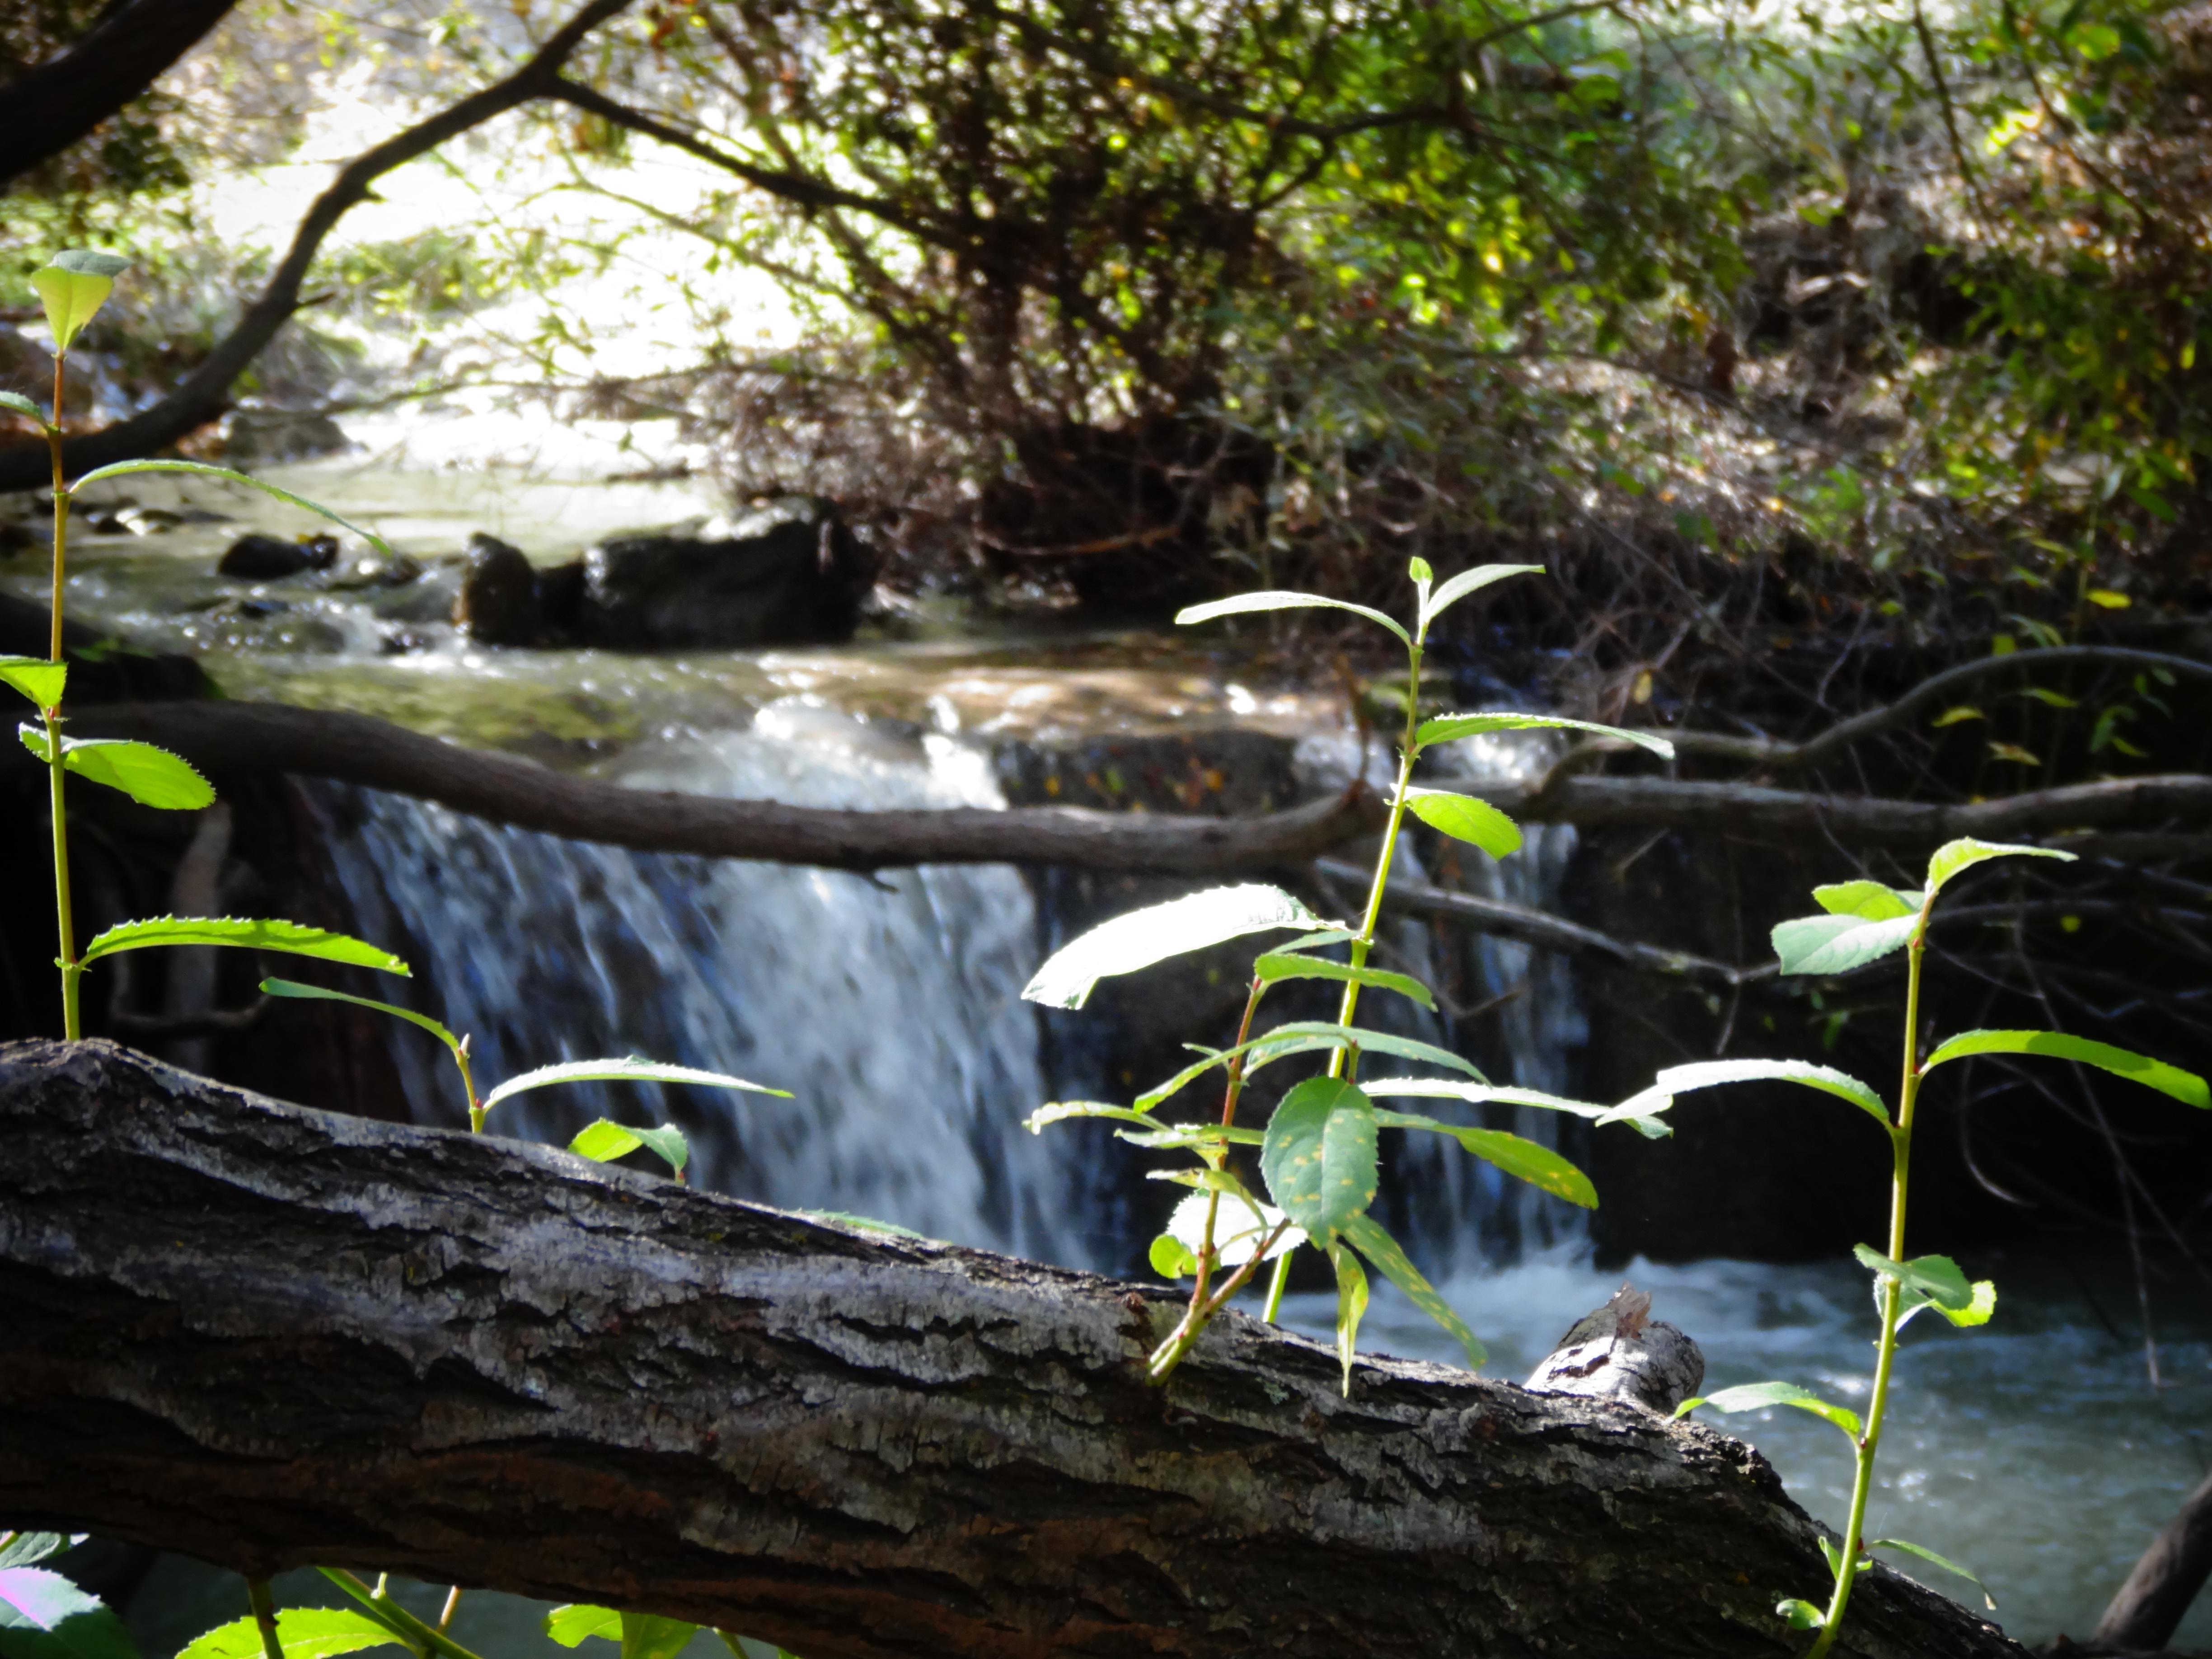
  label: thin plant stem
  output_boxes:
[437,1588,463,1632]
[43,352,78,1038]
[246,1578,286,1659]
[1262,1249,1293,1322]
[1188,975,1268,1332]
[1808,921,1928,1659]
[320,1568,493,1659]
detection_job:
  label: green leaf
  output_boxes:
[1340,1211,1484,1368]
[1407,556,1433,586]
[178,1611,404,1659]
[1776,1599,1826,1631]
[1924,837,2076,898]
[67,461,394,560]
[0,1544,70,1574]
[1771,911,1919,976]
[483,1057,790,1112]
[33,251,128,353]
[1400,787,1523,858]
[1675,1380,1862,1442]
[1148,1231,1198,1278]
[1868,1538,1998,1608]
[1021,883,1326,1009]
[1853,1245,1983,1318]
[1420,562,1544,628]
[1260,1077,1379,1238]
[568,1119,690,1176]
[544,1607,623,1648]
[259,978,461,1055]
[1413,711,1675,759]
[1252,952,1436,1009]
[1163,1187,1302,1266]
[1175,589,1411,647]
[1816,1536,1843,1579]
[1600,1058,1891,1130]
[620,1614,695,1659]
[19,727,214,810]
[0,1567,138,1659]
[0,392,47,430]
[1811,880,1921,921]
[79,916,409,975]
[1328,1240,1370,1396]
[0,659,65,709]
[1025,1099,1160,1132]
[1134,1021,1482,1110]
[1116,1122,1261,1151]
[1920,1029,2209,1107]
[1267,928,1364,955]
[1371,1111,1596,1207]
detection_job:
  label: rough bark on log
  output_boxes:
[0,1040,2024,1659]
[2093,1467,2212,1651]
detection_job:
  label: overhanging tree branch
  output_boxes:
[0,1039,2025,1659]
[0,0,240,187]
[0,0,638,492]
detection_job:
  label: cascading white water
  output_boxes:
[314,698,1074,1261]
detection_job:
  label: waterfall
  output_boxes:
[313,698,1072,1262]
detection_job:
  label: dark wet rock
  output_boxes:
[368,559,463,625]
[225,410,350,464]
[452,533,540,647]
[535,558,585,637]
[325,552,422,591]
[575,496,872,650]
[219,533,335,580]
[0,522,40,557]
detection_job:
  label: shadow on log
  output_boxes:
[0,1040,2023,1659]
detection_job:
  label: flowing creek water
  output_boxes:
[8,449,2208,1650]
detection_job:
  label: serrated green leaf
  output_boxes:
[48,250,131,278]
[1164,1187,1302,1266]
[1175,590,1411,647]
[1135,1021,1482,1110]
[1811,880,1921,922]
[1340,1210,1484,1368]
[0,1567,138,1659]
[1675,1380,1862,1441]
[0,659,65,709]
[1771,911,1919,976]
[1116,1122,1262,1151]
[1260,1077,1378,1237]
[483,1057,789,1111]
[1868,1538,1997,1608]
[19,728,213,810]
[1600,1057,1890,1130]
[178,1610,403,1659]
[568,1119,690,1176]
[1021,884,1326,1009]
[1920,1029,2208,1107]
[1401,787,1523,857]
[1854,1244,1976,1311]
[1776,1598,1826,1631]
[1413,711,1674,758]
[0,393,46,430]
[1421,562,1543,628]
[1329,1240,1369,1396]
[1924,837,2076,898]
[79,916,408,975]
[1253,951,1435,1009]
[0,1542,70,1574]
[1371,1111,1597,1206]
[259,978,461,1055]
[620,1613,695,1659]
[544,1607,622,1649]
[68,461,394,560]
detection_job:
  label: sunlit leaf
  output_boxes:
[1771,911,1918,976]
[32,250,129,353]
[544,1607,622,1649]
[1163,1188,1303,1266]
[1776,1599,1826,1631]
[1371,1111,1596,1206]
[1400,787,1523,858]
[1267,928,1363,955]
[1414,710,1674,758]
[1329,1240,1369,1396]
[259,978,460,1055]
[1810,880,1920,922]
[1023,884,1326,1010]
[0,1566,139,1659]
[1420,562,1543,628]
[0,659,64,709]
[1175,589,1410,647]
[1252,951,1435,1009]
[1853,1244,1974,1311]
[0,392,47,430]
[1986,741,2041,766]
[620,1613,695,1659]
[1600,1057,1890,1130]
[1868,1538,1997,1608]
[178,1610,403,1659]
[1924,837,2076,897]
[68,461,394,560]
[1025,1099,1158,1132]
[1930,705,1983,727]
[0,1542,72,1573]
[1134,1020,1482,1109]
[1260,1077,1378,1239]
[568,1119,690,1176]
[1149,1230,1198,1278]
[19,728,213,811]
[1675,1380,1861,1442]
[483,1057,789,1111]
[1920,1028,2208,1107]
[79,916,408,975]
[1340,1211,1484,1368]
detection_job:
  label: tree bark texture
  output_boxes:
[0,0,241,187]
[0,1041,2025,1659]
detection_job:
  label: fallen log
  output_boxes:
[0,1040,2023,1659]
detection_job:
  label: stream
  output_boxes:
[7,442,2208,1651]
